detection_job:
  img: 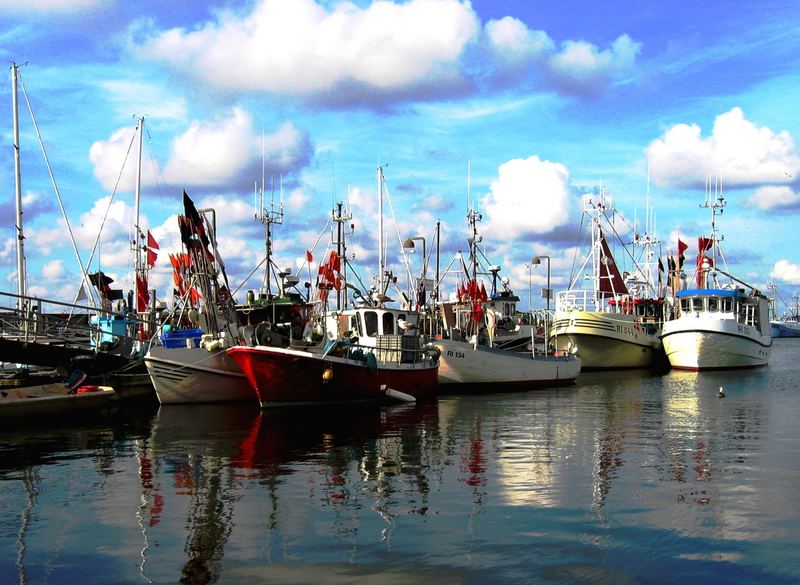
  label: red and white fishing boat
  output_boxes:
[228,251,439,408]
[229,168,439,407]
[228,303,439,408]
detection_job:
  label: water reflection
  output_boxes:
[1,349,799,584]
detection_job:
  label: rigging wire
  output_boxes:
[18,72,98,310]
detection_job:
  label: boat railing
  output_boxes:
[555,290,607,313]
[0,291,147,351]
[322,335,438,367]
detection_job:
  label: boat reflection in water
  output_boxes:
[2,346,799,584]
[138,402,442,582]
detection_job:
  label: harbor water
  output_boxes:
[1,340,799,584]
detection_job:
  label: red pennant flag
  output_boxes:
[147,248,158,269]
[147,230,159,250]
[306,250,313,263]
[677,238,688,269]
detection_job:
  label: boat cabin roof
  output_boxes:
[675,288,740,299]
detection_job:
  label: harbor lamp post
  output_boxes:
[403,236,427,306]
[525,263,532,313]
[531,255,551,352]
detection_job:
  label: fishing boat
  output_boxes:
[144,193,256,404]
[228,167,439,407]
[430,204,580,388]
[551,190,665,369]
[766,285,800,338]
[770,318,800,338]
[660,188,771,370]
[228,306,439,407]
[0,380,115,420]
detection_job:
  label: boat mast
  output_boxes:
[591,189,603,308]
[11,63,26,310]
[377,165,386,296]
[332,201,352,310]
[132,116,146,314]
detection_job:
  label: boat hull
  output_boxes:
[661,319,771,370]
[0,383,115,419]
[145,345,254,404]
[433,339,580,388]
[770,320,800,338]
[551,310,662,369]
[227,345,438,407]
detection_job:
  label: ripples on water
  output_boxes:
[1,340,799,584]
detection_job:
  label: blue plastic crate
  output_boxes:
[161,328,204,348]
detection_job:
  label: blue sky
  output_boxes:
[2,0,800,313]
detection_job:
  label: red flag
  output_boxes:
[696,237,715,287]
[471,302,484,323]
[136,274,149,312]
[677,238,688,269]
[328,250,340,273]
[147,231,159,250]
[479,283,488,302]
[147,248,158,269]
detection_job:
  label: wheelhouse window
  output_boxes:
[691,298,704,312]
[708,298,719,312]
[721,298,732,312]
[382,312,395,335]
[364,311,379,336]
[680,298,691,312]
[350,315,361,336]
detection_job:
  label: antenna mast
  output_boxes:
[255,173,284,300]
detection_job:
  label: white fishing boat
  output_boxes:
[766,286,800,338]
[144,194,255,404]
[660,187,772,370]
[770,319,800,338]
[552,190,665,369]
[434,338,580,388]
[428,198,580,388]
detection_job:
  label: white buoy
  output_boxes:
[718,386,725,397]
[382,384,416,403]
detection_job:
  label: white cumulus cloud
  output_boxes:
[481,156,572,239]
[483,17,639,95]
[772,259,800,285]
[42,259,65,279]
[484,16,553,68]
[127,0,642,104]
[647,107,800,189]
[747,185,800,210]
[131,0,479,103]
[546,34,640,94]
[90,108,311,192]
